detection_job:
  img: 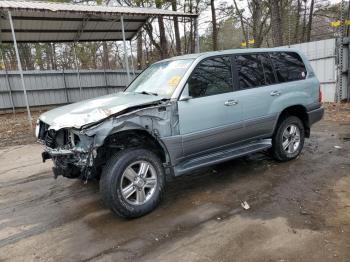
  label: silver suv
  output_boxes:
[36,48,324,218]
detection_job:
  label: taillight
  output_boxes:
[319,85,322,102]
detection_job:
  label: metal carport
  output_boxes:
[0,0,199,127]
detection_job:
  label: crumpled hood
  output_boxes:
[39,92,163,130]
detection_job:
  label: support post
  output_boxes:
[194,16,200,53]
[121,15,131,84]
[287,12,291,47]
[8,11,32,128]
[348,40,350,102]
[73,43,82,100]
[337,0,345,102]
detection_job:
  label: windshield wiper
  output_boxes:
[137,91,158,96]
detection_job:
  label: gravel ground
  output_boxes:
[0,103,349,262]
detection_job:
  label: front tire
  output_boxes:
[100,148,165,218]
[271,116,305,161]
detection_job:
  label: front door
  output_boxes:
[178,56,244,157]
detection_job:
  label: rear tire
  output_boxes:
[271,116,305,161]
[100,148,165,218]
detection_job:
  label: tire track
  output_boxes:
[0,171,51,188]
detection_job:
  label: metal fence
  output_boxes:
[284,38,350,102]
[293,39,337,102]
[0,69,139,110]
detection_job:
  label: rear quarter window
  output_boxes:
[269,52,307,82]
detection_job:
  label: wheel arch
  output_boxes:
[273,105,310,137]
[102,127,171,165]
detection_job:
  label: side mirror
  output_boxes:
[179,83,192,101]
[179,95,192,101]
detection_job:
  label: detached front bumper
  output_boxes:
[42,148,74,162]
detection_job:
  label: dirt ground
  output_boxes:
[0,105,349,262]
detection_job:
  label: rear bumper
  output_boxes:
[308,107,324,126]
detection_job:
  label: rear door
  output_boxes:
[178,55,244,157]
[234,53,278,139]
[235,52,308,140]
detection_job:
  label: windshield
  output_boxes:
[126,59,194,98]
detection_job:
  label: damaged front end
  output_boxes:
[36,97,177,181]
[37,120,96,180]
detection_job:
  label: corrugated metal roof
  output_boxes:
[0,0,197,43]
[0,1,197,17]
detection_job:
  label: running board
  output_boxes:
[174,139,272,176]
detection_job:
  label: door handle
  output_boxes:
[224,100,238,106]
[270,90,281,96]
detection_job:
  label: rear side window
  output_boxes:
[187,56,233,98]
[257,54,277,85]
[269,52,306,82]
[235,54,265,89]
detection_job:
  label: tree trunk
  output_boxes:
[210,0,218,50]
[269,0,283,46]
[233,0,248,46]
[189,0,196,53]
[294,0,302,43]
[46,43,56,70]
[155,1,168,59]
[306,0,315,41]
[135,1,143,69]
[102,42,109,69]
[35,44,44,70]
[20,43,34,70]
[50,43,57,70]
[137,32,143,70]
[251,0,264,47]
[144,22,162,59]
[301,0,307,42]
[183,0,188,54]
[171,0,181,55]
[158,16,168,59]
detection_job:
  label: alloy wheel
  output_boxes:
[282,124,301,154]
[120,161,158,205]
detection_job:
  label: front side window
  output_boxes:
[187,56,233,98]
[126,59,194,98]
[269,52,307,82]
[235,54,265,89]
